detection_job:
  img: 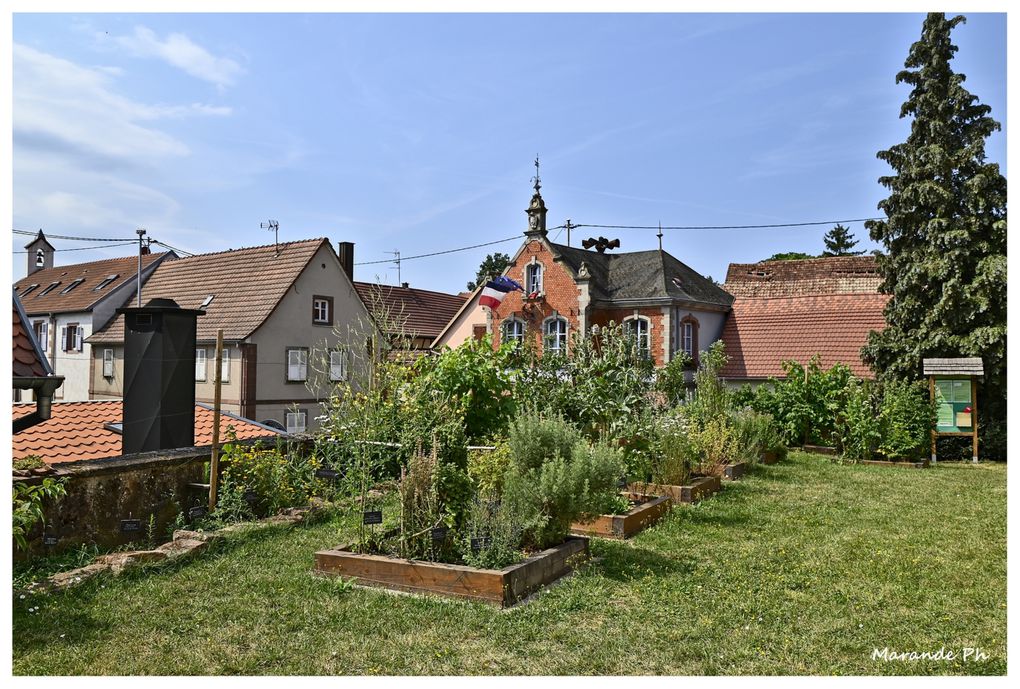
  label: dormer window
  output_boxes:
[526,263,543,296]
[94,275,119,291]
[61,278,85,294]
[39,281,61,297]
[200,294,215,309]
[20,284,39,297]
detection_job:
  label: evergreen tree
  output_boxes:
[863,13,1007,453]
[466,252,512,291]
[821,224,864,256]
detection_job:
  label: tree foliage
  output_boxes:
[761,251,814,262]
[466,252,512,291]
[863,13,1007,453]
[822,224,864,256]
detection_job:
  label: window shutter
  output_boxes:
[60,326,68,352]
[195,349,207,381]
[330,350,346,381]
[221,349,230,384]
[103,349,114,378]
[76,327,83,352]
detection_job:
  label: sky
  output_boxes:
[9,11,1008,293]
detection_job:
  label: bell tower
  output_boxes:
[524,156,548,239]
[25,230,54,276]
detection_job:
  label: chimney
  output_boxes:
[337,241,354,281]
[401,282,409,289]
[25,230,54,277]
[119,298,204,454]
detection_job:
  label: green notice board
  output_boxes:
[934,377,973,432]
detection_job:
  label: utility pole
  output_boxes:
[565,218,575,247]
[136,228,146,307]
[261,219,280,256]
[208,329,225,512]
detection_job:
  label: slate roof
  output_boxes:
[922,358,984,376]
[353,282,466,340]
[12,293,52,378]
[724,255,881,298]
[14,253,169,315]
[549,243,734,307]
[11,401,282,465]
[89,238,328,344]
[718,294,889,380]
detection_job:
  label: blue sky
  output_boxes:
[11,12,1007,291]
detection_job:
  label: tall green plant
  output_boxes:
[685,341,730,424]
[13,478,66,551]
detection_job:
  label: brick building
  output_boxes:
[438,182,734,366]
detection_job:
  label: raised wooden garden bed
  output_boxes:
[569,493,672,539]
[802,444,838,456]
[314,536,590,608]
[860,458,931,469]
[723,461,748,480]
[629,475,722,504]
[760,451,779,465]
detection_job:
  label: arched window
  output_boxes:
[544,316,568,354]
[502,318,525,344]
[679,314,699,363]
[526,262,543,296]
[624,317,650,358]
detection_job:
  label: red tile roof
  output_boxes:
[11,401,281,465]
[354,282,466,340]
[14,253,169,315]
[13,297,50,378]
[89,239,328,343]
[718,294,889,380]
[724,255,881,298]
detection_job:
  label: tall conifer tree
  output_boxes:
[822,224,863,256]
[864,13,1007,450]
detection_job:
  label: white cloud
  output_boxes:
[113,26,244,88]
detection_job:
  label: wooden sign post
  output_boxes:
[923,358,983,464]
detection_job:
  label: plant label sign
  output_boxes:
[617,475,629,489]
[189,506,208,520]
[470,536,492,552]
[43,535,59,546]
[120,518,143,533]
[362,510,383,525]
[431,526,449,542]
[315,468,340,480]
[243,490,259,503]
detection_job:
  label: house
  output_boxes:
[12,290,64,432]
[353,280,466,360]
[12,400,283,466]
[435,183,734,365]
[86,238,376,434]
[12,231,173,402]
[718,255,889,385]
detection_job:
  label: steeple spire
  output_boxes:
[524,156,548,238]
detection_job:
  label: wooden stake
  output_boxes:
[971,377,979,463]
[929,376,937,463]
[208,329,225,511]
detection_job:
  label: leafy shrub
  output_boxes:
[694,417,737,477]
[219,438,323,516]
[650,412,698,486]
[13,477,66,551]
[459,497,527,569]
[467,443,513,498]
[507,411,582,473]
[729,408,786,463]
[838,379,882,462]
[878,379,937,461]
[685,341,731,424]
[654,350,692,407]
[752,357,854,446]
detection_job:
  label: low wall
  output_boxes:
[14,440,266,558]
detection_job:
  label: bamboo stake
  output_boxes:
[208,329,224,511]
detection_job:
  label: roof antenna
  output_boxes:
[389,250,401,286]
[261,219,279,256]
[657,221,664,252]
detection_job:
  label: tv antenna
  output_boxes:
[389,250,401,285]
[261,219,280,255]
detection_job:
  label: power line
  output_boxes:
[150,239,196,257]
[12,242,138,254]
[572,217,884,231]
[355,234,534,266]
[12,229,137,242]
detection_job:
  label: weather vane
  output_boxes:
[531,155,541,193]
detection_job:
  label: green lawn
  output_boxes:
[12,452,1006,675]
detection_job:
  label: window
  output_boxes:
[679,315,699,363]
[94,275,119,291]
[60,278,85,294]
[526,263,543,295]
[502,318,525,344]
[200,294,215,309]
[220,349,231,384]
[624,317,651,358]
[312,296,333,325]
[103,349,114,378]
[33,320,48,348]
[39,282,61,297]
[21,284,39,297]
[62,324,82,352]
[329,349,347,381]
[195,348,207,381]
[544,317,568,354]
[287,348,308,382]
[285,410,307,434]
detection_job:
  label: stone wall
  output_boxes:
[13,440,265,558]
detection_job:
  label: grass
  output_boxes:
[12,452,1006,675]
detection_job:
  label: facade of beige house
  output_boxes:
[88,238,376,433]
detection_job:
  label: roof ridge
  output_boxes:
[353,281,466,300]
[166,237,328,263]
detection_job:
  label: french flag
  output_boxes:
[479,276,523,310]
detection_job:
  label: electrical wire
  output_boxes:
[12,229,138,242]
[150,239,196,257]
[572,217,884,231]
[12,242,138,254]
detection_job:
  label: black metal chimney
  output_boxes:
[337,241,354,281]
[119,298,204,454]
